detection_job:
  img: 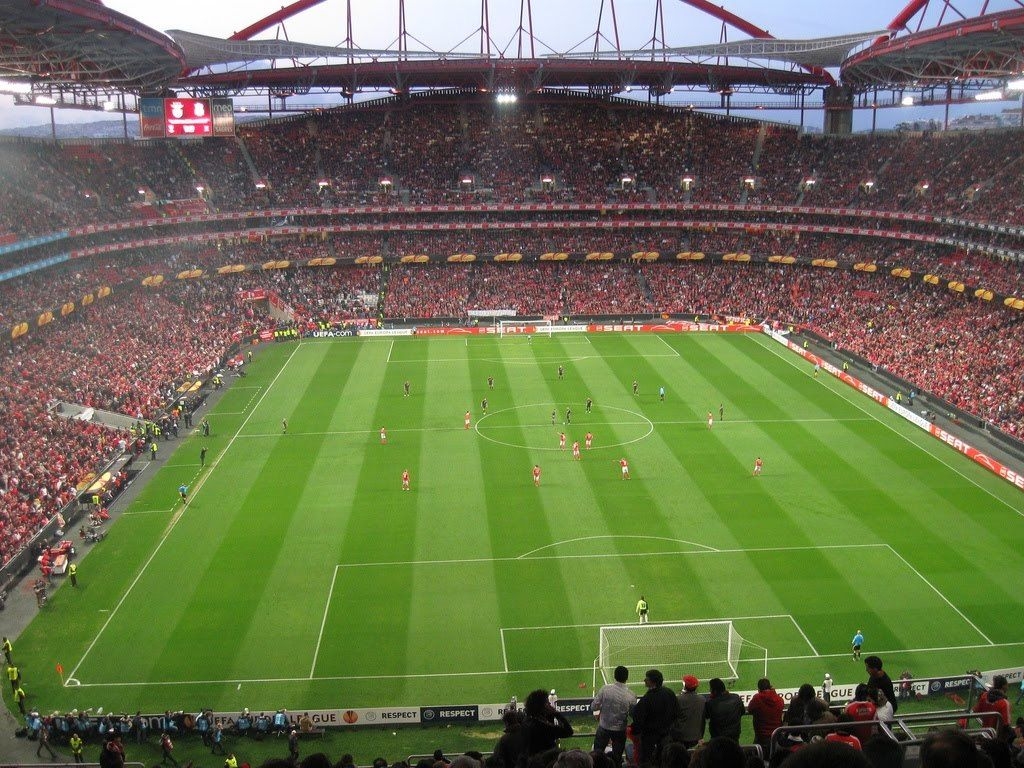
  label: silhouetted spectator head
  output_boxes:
[920,729,982,768]
[524,689,551,718]
[449,755,480,768]
[796,683,816,702]
[614,666,628,683]
[977,739,1010,768]
[864,656,884,673]
[645,669,664,688]
[709,678,728,696]
[301,755,332,768]
[552,749,592,768]
[757,678,773,692]
[860,735,903,768]
[660,741,690,768]
[779,741,872,767]
[689,737,744,768]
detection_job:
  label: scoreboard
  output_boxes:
[139,97,235,139]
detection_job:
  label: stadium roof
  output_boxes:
[169,29,883,73]
[1,0,1023,110]
[0,0,184,91]
[842,7,1024,88]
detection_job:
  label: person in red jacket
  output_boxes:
[747,677,784,755]
[972,674,1011,729]
[844,684,878,743]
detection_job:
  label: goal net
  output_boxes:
[497,319,552,337]
[596,621,745,687]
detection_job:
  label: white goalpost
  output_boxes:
[594,621,760,689]
[497,319,553,337]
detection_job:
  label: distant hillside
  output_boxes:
[0,119,139,140]
[0,114,263,140]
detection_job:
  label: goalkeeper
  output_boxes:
[636,596,649,624]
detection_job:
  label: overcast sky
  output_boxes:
[0,0,1015,131]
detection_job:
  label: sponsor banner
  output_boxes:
[420,705,478,723]
[357,328,414,337]
[497,324,539,335]
[552,698,595,716]
[919,676,976,696]
[588,323,762,333]
[981,666,1024,686]
[258,330,273,341]
[209,709,349,730]
[928,425,1024,490]
[338,708,420,725]
[550,325,589,334]
[414,326,494,336]
[888,401,932,431]
[305,329,356,338]
[765,328,1024,493]
[725,684,859,708]
[468,309,517,318]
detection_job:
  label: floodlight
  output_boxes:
[0,80,31,94]
[974,90,1003,101]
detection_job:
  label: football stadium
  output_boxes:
[0,0,1022,765]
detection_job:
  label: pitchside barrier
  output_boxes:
[763,328,1024,493]
[100,670,1012,732]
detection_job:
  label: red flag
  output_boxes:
[56,663,64,676]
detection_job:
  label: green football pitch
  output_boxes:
[17,332,1024,714]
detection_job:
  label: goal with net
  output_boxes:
[594,621,761,688]
[497,319,552,337]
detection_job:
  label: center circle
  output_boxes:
[475,403,654,451]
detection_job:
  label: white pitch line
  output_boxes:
[336,543,888,569]
[788,615,820,656]
[121,508,175,517]
[517,534,719,559]
[885,544,994,645]
[67,344,302,683]
[751,334,1024,518]
[62,638,1024,689]
[234,416,871,440]
[386,339,395,364]
[501,614,799,632]
[391,354,680,363]
[309,565,341,678]
[655,334,681,357]
[500,629,509,673]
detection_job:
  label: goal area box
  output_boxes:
[595,621,746,687]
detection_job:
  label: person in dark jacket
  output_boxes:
[494,708,525,768]
[785,684,818,728]
[517,688,573,768]
[631,669,678,765]
[864,656,897,714]
[703,678,744,742]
